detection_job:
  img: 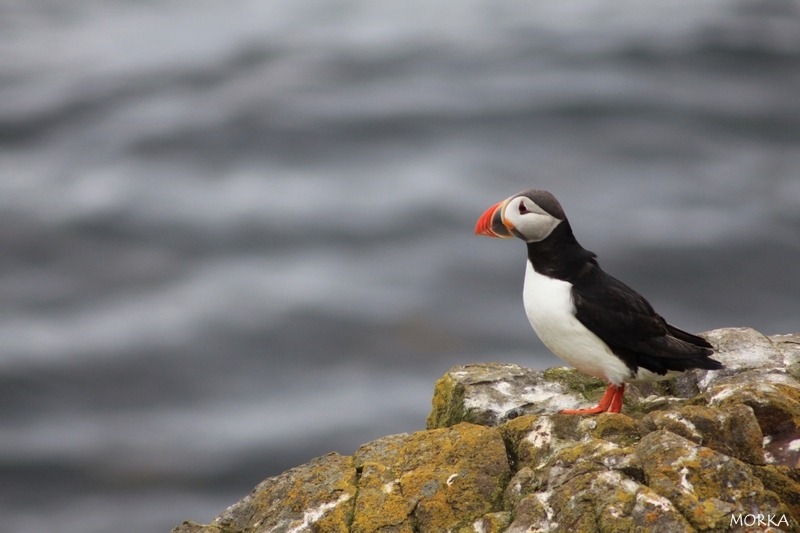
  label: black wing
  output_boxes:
[571,266,721,375]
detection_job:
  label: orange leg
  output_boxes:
[560,383,626,415]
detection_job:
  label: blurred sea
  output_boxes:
[1,1,799,531]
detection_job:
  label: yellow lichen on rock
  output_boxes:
[352,423,510,533]
[591,412,641,447]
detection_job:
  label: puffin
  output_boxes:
[475,189,723,414]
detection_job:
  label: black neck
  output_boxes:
[526,220,597,282]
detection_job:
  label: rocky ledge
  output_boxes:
[173,328,800,533]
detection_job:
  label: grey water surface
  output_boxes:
[1,1,799,532]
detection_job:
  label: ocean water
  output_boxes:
[1,1,799,531]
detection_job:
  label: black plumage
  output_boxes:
[525,204,722,379]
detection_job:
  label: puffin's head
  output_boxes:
[475,189,566,243]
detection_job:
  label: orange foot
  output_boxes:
[560,383,625,414]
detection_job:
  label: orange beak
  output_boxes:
[475,199,514,238]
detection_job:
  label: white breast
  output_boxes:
[522,261,631,385]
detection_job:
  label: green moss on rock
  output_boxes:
[542,366,606,400]
[426,373,472,430]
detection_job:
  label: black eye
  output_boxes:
[518,200,529,214]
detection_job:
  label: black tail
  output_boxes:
[666,323,724,370]
[689,355,724,370]
[666,323,714,349]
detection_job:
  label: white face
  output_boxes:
[502,196,563,242]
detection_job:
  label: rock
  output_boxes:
[591,411,642,447]
[502,435,693,533]
[173,328,800,533]
[427,362,684,430]
[639,404,765,465]
[694,327,795,392]
[706,377,800,431]
[472,511,512,533]
[426,363,606,429]
[754,465,800,522]
[772,333,800,381]
[636,430,789,531]
[499,414,592,470]
[350,423,510,533]
[172,452,357,533]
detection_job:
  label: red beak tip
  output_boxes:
[475,201,506,238]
